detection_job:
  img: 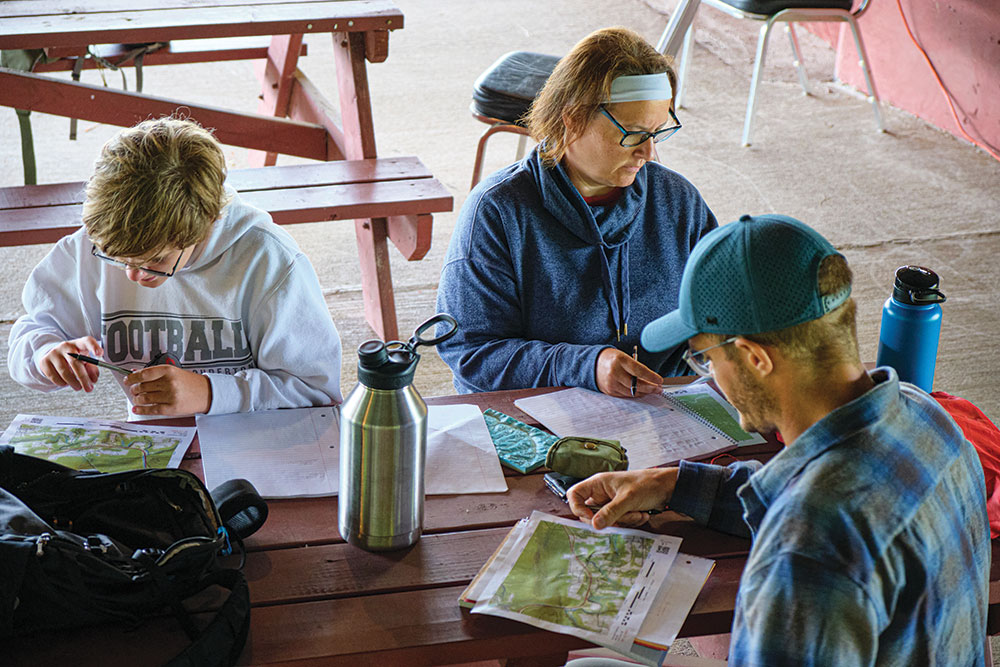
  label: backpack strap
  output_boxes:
[210,479,268,541]
[163,568,251,667]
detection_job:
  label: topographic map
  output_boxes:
[1,414,195,472]
[490,519,652,633]
[473,511,681,655]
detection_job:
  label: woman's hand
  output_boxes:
[595,347,663,397]
[38,336,103,392]
[125,365,213,416]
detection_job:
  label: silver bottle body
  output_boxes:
[338,383,427,551]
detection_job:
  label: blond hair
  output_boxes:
[83,117,230,258]
[526,27,676,167]
[715,254,861,373]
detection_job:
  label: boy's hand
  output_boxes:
[567,468,678,530]
[39,336,103,392]
[126,365,212,416]
[596,348,663,398]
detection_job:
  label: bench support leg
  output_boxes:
[335,30,399,340]
[251,34,304,167]
[355,217,398,341]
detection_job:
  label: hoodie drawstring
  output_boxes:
[599,240,630,341]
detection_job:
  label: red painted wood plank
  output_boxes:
[0,1,404,50]
[227,157,431,191]
[249,33,304,167]
[0,157,432,209]
[243,179,451,224]
[241,528,510,607]
[33,39,309,73]
[237,526,747,613]
[287,68,346,161]
[0,178,450,246]
[0,0,367,18]
[364,29,389,63]
[0,181,87,209]
[5,585,593,666]
[333,30,377,161]
[0,70,329,160]
[246,474,569,551]
[387,213,432,261]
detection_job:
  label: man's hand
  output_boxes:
[595,347,663,398]
[567,468,679,530]
[38,336,103,392]
[125,365,212,416]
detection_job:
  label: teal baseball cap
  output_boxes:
[641,214,851,352]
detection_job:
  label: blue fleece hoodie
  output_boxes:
[436,148,717,393]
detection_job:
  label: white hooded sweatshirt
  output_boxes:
[8,191,343,417]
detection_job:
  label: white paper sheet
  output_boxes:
[426,404,509,494]
[515,387,742,469]
[196,404,507,498]
[197,406,340,498]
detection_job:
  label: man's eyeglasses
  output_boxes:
[682,336,739,377]
[599,105,682,148]
[91,245,183,278]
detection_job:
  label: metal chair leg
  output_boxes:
[514,134,528,161]
[15,108,36,185]
[675,24,694,109]
[471,123,529,189]
[786,23,810,96]
[845,14,885,133]
[742,18,777,147]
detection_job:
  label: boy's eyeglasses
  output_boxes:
[682,336,739,377]
[91,245,183,278]
[599,105,682,147]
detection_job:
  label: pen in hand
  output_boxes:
[68,353,133,375]
[630,345,639,397]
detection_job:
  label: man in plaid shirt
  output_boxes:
[568,214,989,665]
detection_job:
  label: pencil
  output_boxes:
[68,353,133,375]
[630,345,638,397]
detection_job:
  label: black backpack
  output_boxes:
[0,445,267,666]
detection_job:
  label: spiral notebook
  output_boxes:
[514,384,764,470]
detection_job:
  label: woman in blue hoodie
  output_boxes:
[436,27,717,396]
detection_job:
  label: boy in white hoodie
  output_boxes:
[8,117,343,418]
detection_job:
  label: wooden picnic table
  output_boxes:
[6,383,999,664]
[0,0,433,341]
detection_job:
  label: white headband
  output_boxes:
[608,73,673,103]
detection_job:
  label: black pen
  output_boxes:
[68,353,133,375]
[630,345,639,397]
[586,503,664,516]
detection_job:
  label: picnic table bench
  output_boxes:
[0,156,453,331]
[0,0,445,341]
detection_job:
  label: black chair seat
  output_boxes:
[718,0,853,14]
[472,51,560,125]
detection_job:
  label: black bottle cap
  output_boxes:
[892,266,946,305]
[356,340,419,390]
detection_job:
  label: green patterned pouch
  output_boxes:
[483,408,557,473]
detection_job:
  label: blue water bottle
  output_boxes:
[876,266,946,392]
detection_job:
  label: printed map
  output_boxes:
[1,415,194,473]
[487,519,654,633]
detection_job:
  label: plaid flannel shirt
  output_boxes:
[669,368,990,666]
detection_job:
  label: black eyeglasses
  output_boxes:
[91,245,184,278]
[599,105,682,147]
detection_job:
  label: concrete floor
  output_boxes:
[1,0,999,657]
